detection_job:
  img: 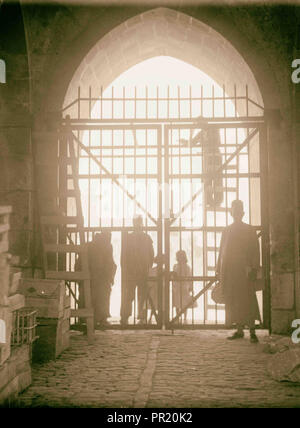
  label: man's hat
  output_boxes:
[231,199,244,211]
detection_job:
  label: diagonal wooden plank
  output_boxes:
[168,278,217,325]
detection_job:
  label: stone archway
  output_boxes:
[60,7,270,328]
[25,4,298,334]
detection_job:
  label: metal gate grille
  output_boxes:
[61,84,269,329]
[164,124,264,327]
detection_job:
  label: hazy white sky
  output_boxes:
[103,56,224,97]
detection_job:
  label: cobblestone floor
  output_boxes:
[18,330,300,408]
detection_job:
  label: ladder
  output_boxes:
[40,119,94,342]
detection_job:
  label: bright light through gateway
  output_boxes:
[79,56,249,320]
[95,56,232,101]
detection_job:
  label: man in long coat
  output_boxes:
[121,216,154,325]
[216,199,261,343]
[88,231,117,328]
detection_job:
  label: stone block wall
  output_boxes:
[0,206,32,405]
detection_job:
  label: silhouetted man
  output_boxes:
[88,231,116,328]
[216,200,261,343]
[179,124,223,208]
[121,216,154,325]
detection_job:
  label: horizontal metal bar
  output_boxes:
[70,95,261,102]
[63,118,264,127]
[68,226,159,233]
[64,123,163,128]
[79,145,159,150]
[78,143,248,150]
[171,276,217,282]
[76,174,158,179]
[169,226,262,231]
[41,215,83,225]
[169,173,260,179]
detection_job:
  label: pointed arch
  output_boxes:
[64,7,263,109]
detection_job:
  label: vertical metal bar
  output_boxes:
[179,128,182,250]
[78,86,81,120]
[189,85,195,326]
[145,124,149,324]
[99,89,103,229]
[201,85,203,118]
[146,85,148,120]
[259,123,271,332]
[164,125,170,328]
[246,85,252,225]
[234,85,239,200]
[202,141,207,324]
[88,86,91,230]
[224,86,229,227]
[189,85,192,119]
[156,86,159,120]
[178,86,181,119]
[157,125,163,328]
[223,84,226,118]
[123,87,125,228]
[167,86,170,121]
[134,98,137,217]
[134,86,137,120]
[111,137,114,229]
[111,85,114,120]
[109,86,115,227]
[212,85,215,119]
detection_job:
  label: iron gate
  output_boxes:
[61,85,270,329]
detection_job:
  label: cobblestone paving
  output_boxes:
[18,330,300,408]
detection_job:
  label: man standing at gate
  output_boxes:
[88,231,117,328]
[216,199,261,343]
[121,215,154,325]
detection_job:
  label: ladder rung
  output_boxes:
[207,246,220,252]
[46,271,90,280]
[206,267,216,271]
[58,190,79,198]
[44,244,86,253]
[0,241,8,253]
[0,224,9,234]
[41,215,83,225]
[224,165,237,170]
[0,206,12,215]
[71,308,94,318]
